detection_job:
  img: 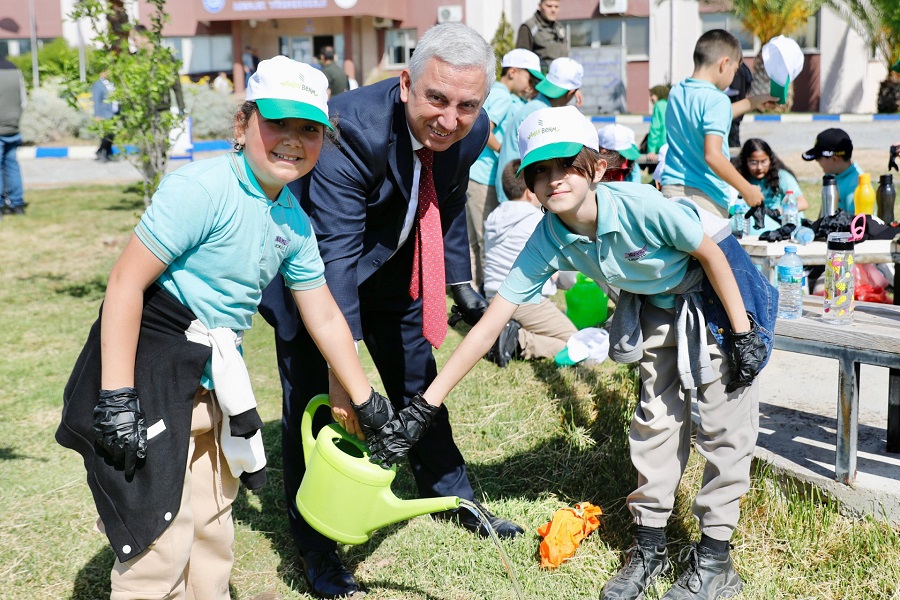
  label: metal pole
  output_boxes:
[77,21,86,83]
[28,0,39,88]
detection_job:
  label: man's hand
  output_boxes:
[352,388,395,444]
[725,314,767,393]
[448,283,488,327]
[93,387,147,478]
[365,393,440,468]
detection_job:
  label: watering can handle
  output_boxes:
[301,394,332,468]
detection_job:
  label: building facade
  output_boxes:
[0,0,888,114]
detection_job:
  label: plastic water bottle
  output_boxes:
[565,274,609,330]
[776,246,803,320]
[823,232,855,325]
[781,190,799,229]
[792,225,814,245]
[854,173,876,215]
[730,196,749,238]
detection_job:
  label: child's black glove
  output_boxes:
[725,314,767,393]
[93,387,147,478]
[365,394,440,468]
[353,388,396,443]
[889,144,899,172]
[448,283,488,327]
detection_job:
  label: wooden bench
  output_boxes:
[773,295,900,486]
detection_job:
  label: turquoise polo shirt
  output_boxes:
[751,168,806,218]
[470,82,524,186]
[495,94,551,202]
[661,79,733,208]
[498,183,704,309]
[834,162,865,213]
[136,152,326,333]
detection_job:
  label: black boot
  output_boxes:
[661,543,742,599]
[601,540,670,600]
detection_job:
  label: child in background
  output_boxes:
[661,29,776,217]
[482,158,577,366]
[364,106,776,600]
[57,56,390,599]
[645,84,669,159]
[597,123,643,183]
[801,128,869,213]
[737,137,808,213]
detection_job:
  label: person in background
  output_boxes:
[57,56,391,600]
[516,0,583,107]
[736,138,807,213]
[466,48,543,291]
[725,62,753,152]
[494,56,583,203]
[481,158,577,366]
[597,123,643,183]
[660,29,776,217]
[801,128,869,213]
[91,70,118,163]
[0,52,26,216]
[212,71,232,95]
[242,46,255,87]
[343,58,359,90]
[644,84,669,162]
[318,46,349,99]
[257,24,525,599]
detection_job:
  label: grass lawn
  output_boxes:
[2,184,899,599]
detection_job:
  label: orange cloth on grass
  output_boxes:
[537,502,603,568]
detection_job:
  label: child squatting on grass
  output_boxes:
[56,56,394,599]
[360,106,778,600]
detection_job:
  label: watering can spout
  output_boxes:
[297,395,460,545]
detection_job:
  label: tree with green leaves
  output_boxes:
[69,0,183,205]
[705,0,823,110]
[491,11,515,79]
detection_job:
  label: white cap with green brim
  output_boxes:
[534,57,583,99]
[246,55,333,130]
[761,36,803,105]
[517,106,598,173]
[501,49,545,81]
[597,124,641,161]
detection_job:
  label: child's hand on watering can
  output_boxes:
[328,373,365,439]
[365,394,440,468]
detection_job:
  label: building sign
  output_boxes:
[200,0,399,18]
[569,46,627,115]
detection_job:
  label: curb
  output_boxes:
[18,115,900,159]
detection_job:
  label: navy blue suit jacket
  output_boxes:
[288,77,489,339]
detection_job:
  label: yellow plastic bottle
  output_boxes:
[854,173,876,215]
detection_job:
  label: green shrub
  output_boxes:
[877,79,900,113]
[181,80,240,140]
[20,78,91,144]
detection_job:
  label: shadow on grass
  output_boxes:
[0,445,31,461]
[55,276,107,300]
[71,546,113,599]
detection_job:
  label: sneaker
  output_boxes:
[485,319,521,368]
[661,543,742,599]
[7,205,24,215]
[601,541,670,600]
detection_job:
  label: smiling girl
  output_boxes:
[364,106,778,600]
[736,137,808,214]
[58,56,389,599]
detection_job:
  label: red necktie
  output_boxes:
[409,148,447,348]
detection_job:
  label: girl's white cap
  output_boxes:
[517,106,598,173]
[246,55,333,130]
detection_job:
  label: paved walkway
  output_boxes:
[18,125,900,526]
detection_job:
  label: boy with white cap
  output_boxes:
[467,48,544,289]
[364,105,777,600]
[598,123,643,183]
[495,56,583,203]
[57,55,391,599]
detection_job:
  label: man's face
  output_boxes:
[538,0,561,21]
[400,58,488,153]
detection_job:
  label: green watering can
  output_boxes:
[296,394,460,545]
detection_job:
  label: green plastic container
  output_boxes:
[565,274,609,330]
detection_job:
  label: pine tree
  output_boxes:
[491,11,516,79]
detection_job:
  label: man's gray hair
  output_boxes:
[408,23,495,97]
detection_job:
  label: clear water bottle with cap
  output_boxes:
[781,190,799,229]
[823,232,855,325]
[730,196,749,238]
[820,174,838,219]
[776,246,803,319]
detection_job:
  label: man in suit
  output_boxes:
[259,23,525,599]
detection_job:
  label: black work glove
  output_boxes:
[725,314,767,393]
[352,388,396,443]
[366,393,440,468]
[93,387,147,478]
[744,204,782,230]
[759,223,795,242]
[889,144,899,172]
[448,283,488,327]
